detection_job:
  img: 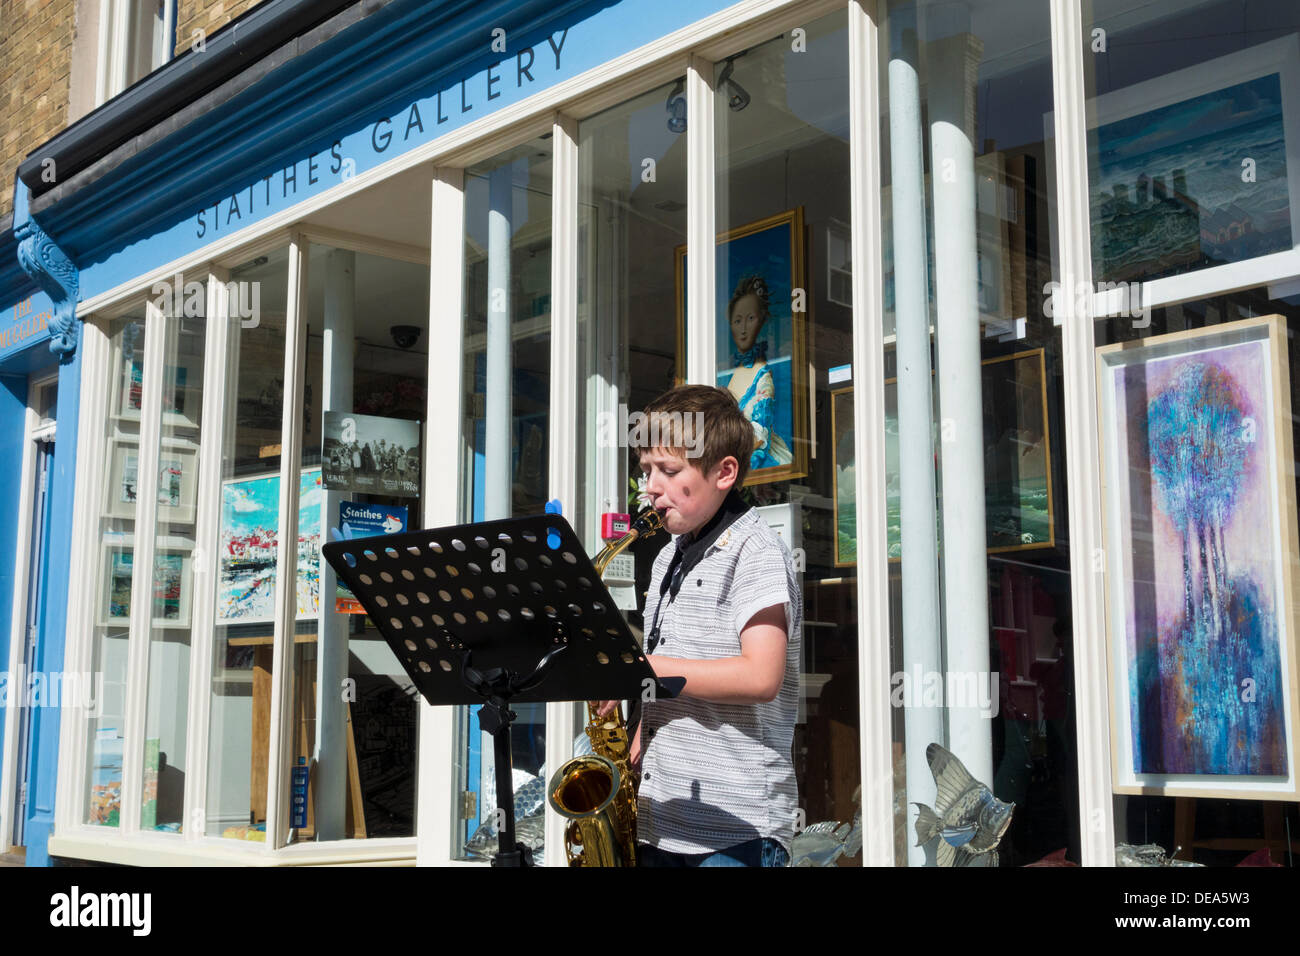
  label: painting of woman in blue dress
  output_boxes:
[675,207,808,485]
[725,274,794,469]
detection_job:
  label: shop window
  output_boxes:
[289,244,429,842]
[455,138,553,860]
[85,315,150,828]
[1088,0,1300,866]
[880,0,1078,866]
[138,283,206,832]
[708,10,861,865]
[573,75,687,652]
[206,249,290,841]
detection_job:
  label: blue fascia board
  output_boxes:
[43,0,601,259]
[38,0,736,301]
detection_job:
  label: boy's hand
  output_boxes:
[592,700,620,718]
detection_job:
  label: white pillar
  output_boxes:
[889,20,945,866]
[481,163,515,812]
[485,165,514,521]
[316,248,355,841]
[928,22,994,788]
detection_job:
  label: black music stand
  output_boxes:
[322,511,673,867]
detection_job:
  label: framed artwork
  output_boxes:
[322,411,421,497]
[974,152,1017,327]
[111,345,201,429]
[97,544,194,629]
[880,163,1022,339]
[1097,314,1300,799]
[675,208,810,486]
[983,349,1054,552]
[831,386,855,567]
[878,349,1053,562]
[104,437,199,523]
[217,468,322,625]
[1047,35,1300,315]
[89,730,123,826]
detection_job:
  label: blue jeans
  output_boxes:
[637,838,789,867]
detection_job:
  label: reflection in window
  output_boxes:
[714,11,863,865]
[457,140,553,860]
[1089,0,1300,866]
[290,244,429,842]
[881,0,1077,866]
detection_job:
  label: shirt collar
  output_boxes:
[676,489,750,562]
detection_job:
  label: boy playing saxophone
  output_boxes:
[599,384,802,867]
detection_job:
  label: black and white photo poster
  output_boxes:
[322,411,421,497]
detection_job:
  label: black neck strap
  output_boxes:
[646,489,750,653]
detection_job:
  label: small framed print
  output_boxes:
[105,437,199,524]
[111,346,201,429]
[97,544,194,630]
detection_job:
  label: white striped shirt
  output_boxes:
[637,508,802,854]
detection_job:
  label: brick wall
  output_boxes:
[0,0,78,223]
[175,0,265,57]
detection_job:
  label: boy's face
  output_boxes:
[638,447,738,537]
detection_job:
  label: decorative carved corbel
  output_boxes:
[15,218,79,357]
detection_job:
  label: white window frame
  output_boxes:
[53,0,1119,866]
[96,0,176,104]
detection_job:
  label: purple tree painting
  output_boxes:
[1118,338,1288,776]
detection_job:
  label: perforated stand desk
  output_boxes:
[323,512,673,866]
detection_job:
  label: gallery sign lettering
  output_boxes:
[193,30,570,240]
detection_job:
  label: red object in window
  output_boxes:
[601,512,631,540]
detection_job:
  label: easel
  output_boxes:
[231,632,366,838]
[1173,798,1288,863]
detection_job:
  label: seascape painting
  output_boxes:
[983,351,1053,551]
[1090,72,1292,284]
[1104,321,1291,780]
[217,469,322,625]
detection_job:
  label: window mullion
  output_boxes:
[1048,0,1115,867]
[847,0,895,867]
[685,54,717,385]
[418,166,467,866]
[181,269,230,843]
[544,112,581,869]
[265,235,310,851]
[120,298,167,837]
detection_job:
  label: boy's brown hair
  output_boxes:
[631,385,756,488]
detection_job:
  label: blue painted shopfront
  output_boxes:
[8,0,742,863]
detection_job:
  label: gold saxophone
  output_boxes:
[546,505,664,866]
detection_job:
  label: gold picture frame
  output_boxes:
[674,208,810,486]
